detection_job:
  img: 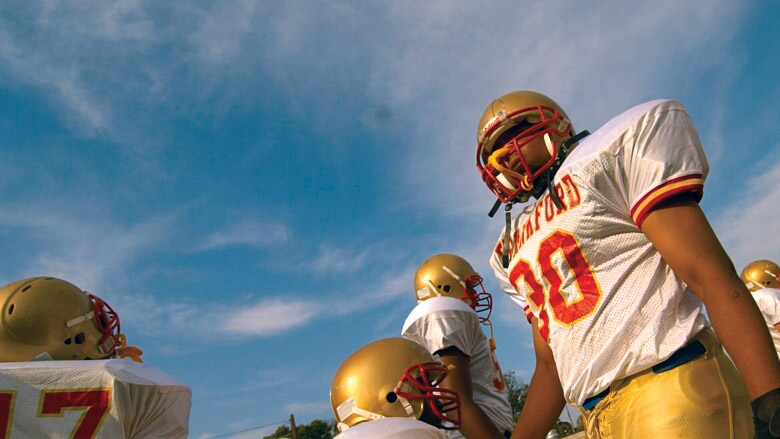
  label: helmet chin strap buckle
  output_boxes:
[502,203,512,268]
[488,199,502,217]
[335,397,385,432]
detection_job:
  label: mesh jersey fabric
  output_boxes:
[752,287,780,361]
[402,296,514,435]
[334,417,449,439]
[489,99,710,404]
[0,359,191,438]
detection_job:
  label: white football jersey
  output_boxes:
[752,287,780,360]
[0,359,191,439]
[402,296,514,437]
[490,99,710,404]
[334,417,448,439]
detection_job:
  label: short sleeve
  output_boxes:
[402,298,480,357]
[622,101,709,227]
[754,289,780,326]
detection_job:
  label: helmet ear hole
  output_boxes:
[74,332,86,345]
[7,304,13,315]
[386,392,398,403]
[442,285,450,293]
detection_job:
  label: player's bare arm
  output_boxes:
[640,193,780,398]
[437,346,506,439]
[510,317,566,439]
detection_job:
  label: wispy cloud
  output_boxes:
[0,0,161,137]
[199,220,290,251]
[711,146,780,270]
[0,200,182,293]
[309,244,371,275]
[220,299,322,337]
[386,0,748,218]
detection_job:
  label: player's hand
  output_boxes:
[752,388,780,438]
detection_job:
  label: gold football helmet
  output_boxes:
[476,90,575,203]
[330,337,461,432]
[414,254,492,323]
[0,277,138,362]
[741,260,780,292]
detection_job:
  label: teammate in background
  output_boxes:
[473,91,780,438]
[742,260,780,292]
[0,276,191,438]
[330,337,461,439]
[741,260,780,360]
[402,254,514,439]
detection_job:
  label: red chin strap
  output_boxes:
[476,105,571,203]
[394,361,462,430]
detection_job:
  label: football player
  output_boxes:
[473,91,780,438]
[0,276,191,438]
[742,260,780,360]
[330,337,461,438]
[402,254,514,438]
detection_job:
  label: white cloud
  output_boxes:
[711,149,780,271]
[382,0,748,218]
[199,220,290,251]
[0,0,161,137]
[0,200,182,293]
[187,0,260,67]
[309,244,370,275]
[220,299,321,337]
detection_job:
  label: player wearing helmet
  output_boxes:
[742,260,780,361]
[402,254,514,439]
[0,277,191,438]
[742,260,780,292]
[474,91,780,439]
[0,276,141,362]
[330,337,461,438]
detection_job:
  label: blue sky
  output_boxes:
[1,1,779,438]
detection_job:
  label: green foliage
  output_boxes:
[503,370,529,421]
[262,419,336,439]
[554,420,573,436]
[297,419,335,439]
[263,425,291,439]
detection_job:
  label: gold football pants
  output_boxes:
[577,328,754,439]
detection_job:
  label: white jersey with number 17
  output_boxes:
[0,359,191,439]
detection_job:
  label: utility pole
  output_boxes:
[289,414,298,439]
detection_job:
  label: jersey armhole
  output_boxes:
[631,174,704,227]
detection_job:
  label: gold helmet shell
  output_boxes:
[330,338,461,432]
[0,277,125,361]
[741,260,780,292]
[476,90,574,203]
[414,254,492,322]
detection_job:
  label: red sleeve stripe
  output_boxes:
[524,306,533,324]
[631,174,704,227]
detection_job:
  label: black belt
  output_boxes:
[581,339,706,410]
